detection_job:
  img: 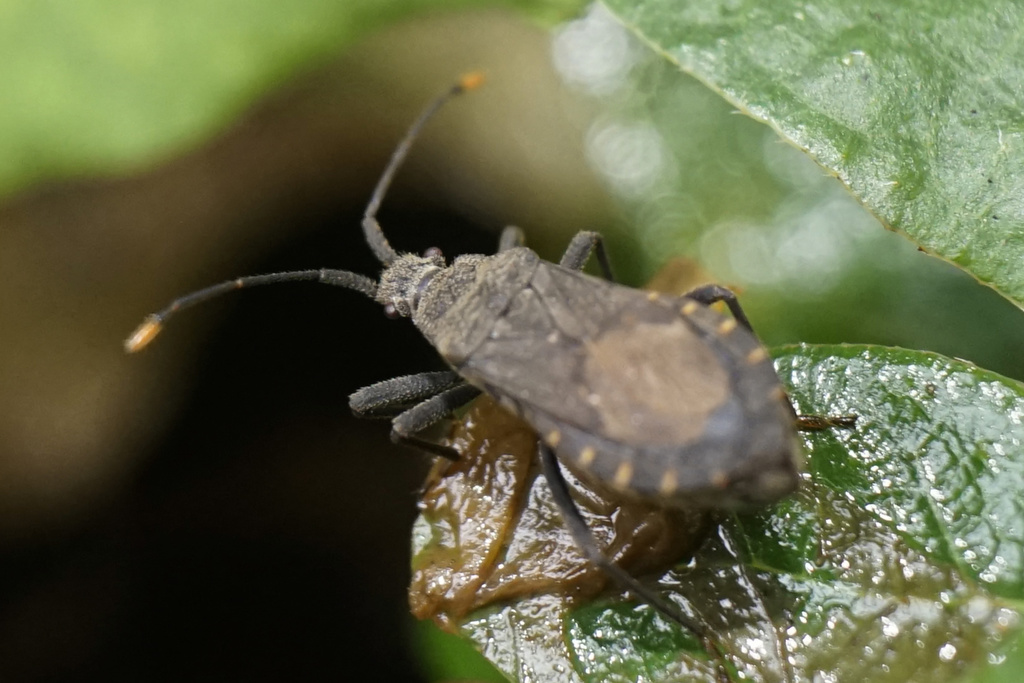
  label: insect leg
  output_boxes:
[683,285,858,430]
[682,284,754,332]
[497,226,526,252]
[796,414,857,430]
[558,231,615,281]
[350,371,463,417]
[679,286,859,431]
[537,443,723,651]
[390,384,483,459]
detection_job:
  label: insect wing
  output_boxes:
[458,263,798,506]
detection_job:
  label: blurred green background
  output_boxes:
[1,1,1022,681]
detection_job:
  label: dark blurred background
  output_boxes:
[2,5,1023,682]
[0,9,612,681]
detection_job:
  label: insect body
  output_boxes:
[127,73,848,642]
[400,245,800,508]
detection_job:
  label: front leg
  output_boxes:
[350,371,462,418]
[390,384,483,459]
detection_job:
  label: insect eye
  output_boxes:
[383,303,400,319]
[423,246,443,259]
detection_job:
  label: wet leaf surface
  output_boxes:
[414,344,1024,682]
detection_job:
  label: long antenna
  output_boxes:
[125,269,376,352]
[362,71,485,265]
[125,72,484,353]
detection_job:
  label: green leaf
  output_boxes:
[429,345,1024,682]
[0,0,584,199]
[600,0,1024,307]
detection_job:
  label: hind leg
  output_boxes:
[537,443,720,645]
[682,285,856,430]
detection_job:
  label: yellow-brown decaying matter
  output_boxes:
[409,397,711,631]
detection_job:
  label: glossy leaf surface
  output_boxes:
[419,345,1024,681]
[601,0,1024,306]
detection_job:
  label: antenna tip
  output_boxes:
[458,71,486,92]
[124,315,163,353]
